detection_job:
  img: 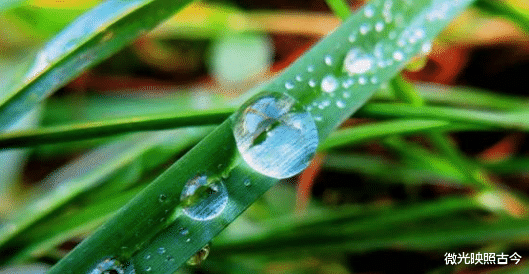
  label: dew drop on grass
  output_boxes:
[321,75,338,93]
[358,76,367,85]
[285,81,294,90]
[186,244,210,266]
[179,227,189,236]
[244,179,251,187]
[308,79,317,88]
[180,175,228,221]
[232,93,319,179]
[324,55,333,66]
[393,51,404,61]
[336,100,346,109]
[375,22,384,32]
[158,194,167,203]
[343,49,374,75]
[364,5,374,18]
[359,23,370,35]
[88,258,135,274]
[157,247,166,255]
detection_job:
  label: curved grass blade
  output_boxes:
[0,108,233,149]
[48,1,477,273]
[0,128,209,250]
[0,0,196,130]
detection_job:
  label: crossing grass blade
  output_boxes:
[0,0,196,130]
[44,0,478,273]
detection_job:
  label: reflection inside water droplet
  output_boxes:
[180,175,228,221]
[88,258,135,274]
[232,93,319,179]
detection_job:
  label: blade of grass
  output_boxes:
[475,0,529,34]
[358,103,529,130]
[47,1,478,273]
[0,0,196,130]
[0,108,233,149]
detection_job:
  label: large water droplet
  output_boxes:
[88,258,135,274]
[232,93,319,179]
[321,75,338,93]
[343,49,374,75]
[186,244,210,266]
[180,175,228,221]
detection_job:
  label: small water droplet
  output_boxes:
[421,42,432,54]
[348,33,356,43]
[232,93,319,179]
[314,116,322,122]
[364,5,374,18]
[167,256,175,262]
[324,55,333,66]
[157,247,166,255]
[358,76,367,85]
[186,244,210,266]
[343,91,351,98]
[308,79,317,88]
[359,23,370,35]
[145,254,151,260]
[158,194,167,203]
[370,76,378,84]
[180,175,229,221]
[336,100,346,109]
[145,267,152,272]
[285,81,294,90]
[88,258,134,274]
[375,22,384,32]
[341,78,354,89]
[295,75,303,82]
[393,51,404,61]
[186,238,191,243]
[179,227,189,236]
[244,179,251,187]
[307,65,314,72]
[321,75,338,93]
[343,49,374,75]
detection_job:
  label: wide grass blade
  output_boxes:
[0,0,196,130]
[47,1,477,273]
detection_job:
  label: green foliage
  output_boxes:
[1,0,528,273]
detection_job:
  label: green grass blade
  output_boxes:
[0,0,196,130]
[359,103,529,130]
[47,1,477,273]
[320,119,451,150]
[0,108,233,149]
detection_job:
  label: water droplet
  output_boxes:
[336,100,346,109]
[393,51,404,61]
[145,267,152,272]
[370,76,378,84]
[359,23,370,35]
[308,79,317,88]
[348,33,356,43]
[358,76,367,85]
[158,194,167,203]
[364,5,374,18]
[285,81,294,90]
[244,179,251,187]
[186,238,191,243]
[421,42,432,54]
[145,254,151,260]
[324,55,333,66]
[341,78,354,89]
[375,22,384,32]
[321,75,338,93]
[232,93,319,179]
[157,247,166,255]
[179,227,189,236]
[343,91,351,98]
[307,65,314,73]
[88,258,135,274]
[180,175,228,221]
[167,256,175,262]
[186,244,210,266]
[343,49,374,75]
[314,116,322,122]
[295,75,303,82]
